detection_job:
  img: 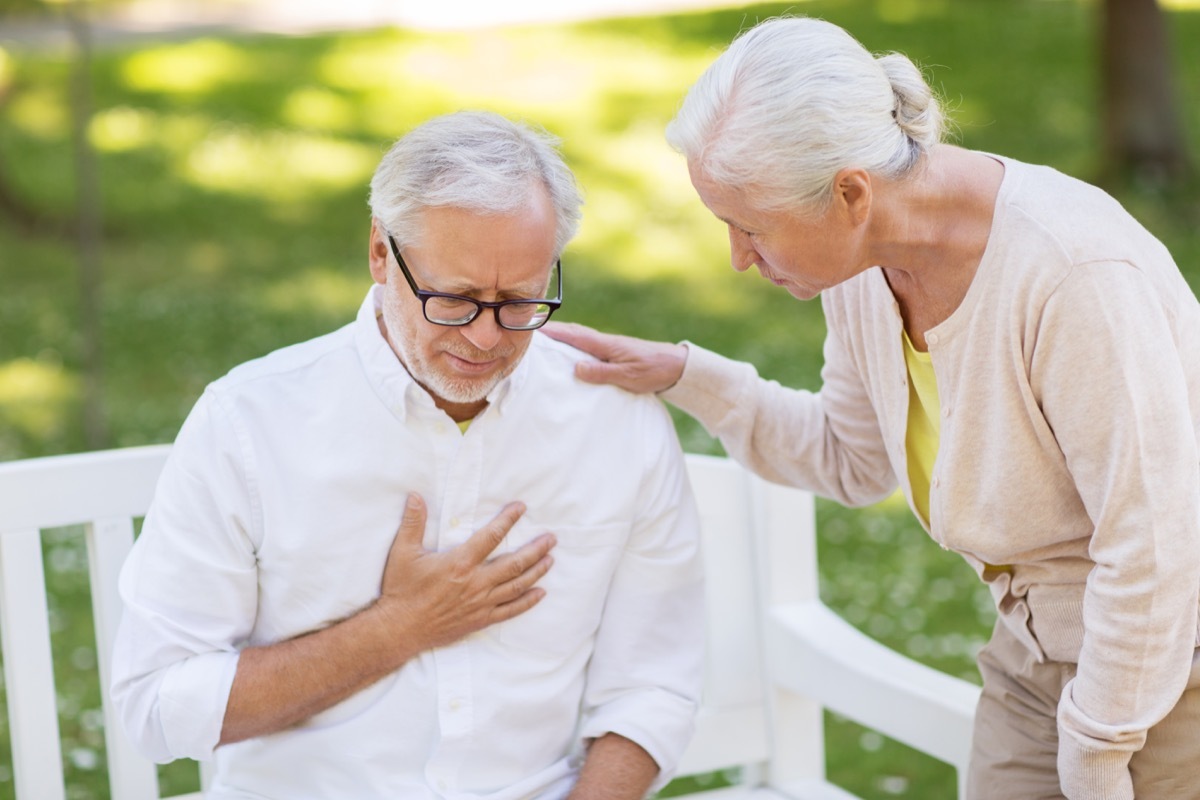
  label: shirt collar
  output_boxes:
[353,284,529,423]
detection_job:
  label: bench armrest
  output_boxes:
[765,600,979,771]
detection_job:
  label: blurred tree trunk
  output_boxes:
[65,0,110,448]
[0,55,67,236]
[1100,0,1191,184]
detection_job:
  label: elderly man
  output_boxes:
[112,111,704,800]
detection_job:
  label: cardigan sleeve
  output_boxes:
[1031,261,1200,799]
[659,301,895,506]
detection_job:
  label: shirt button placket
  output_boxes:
[428,645,472,794]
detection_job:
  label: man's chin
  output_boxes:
[418,352,522,407]
[424,374,499,407]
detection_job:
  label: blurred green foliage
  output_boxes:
[0,0,1198,798]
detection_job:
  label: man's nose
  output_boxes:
[459,310,505,351]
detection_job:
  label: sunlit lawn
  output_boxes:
[1,0,1199,798]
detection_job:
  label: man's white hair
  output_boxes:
[666,16,946,215]
[369,111,583,256]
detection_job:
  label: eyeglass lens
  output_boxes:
[423,297,554,330]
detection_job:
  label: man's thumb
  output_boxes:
[397,493,428,545]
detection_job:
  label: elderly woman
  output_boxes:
[545,16,1200,800]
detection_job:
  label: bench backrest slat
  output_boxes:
[747,473,827,787]
[676,455,770,778]
[0,528,68,800]
[87,517,160,800]
[675,455,825,786]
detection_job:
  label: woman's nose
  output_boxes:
[728,227,757,273]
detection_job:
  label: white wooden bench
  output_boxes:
[0,445,979,799]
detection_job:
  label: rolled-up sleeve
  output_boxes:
[577,397,705,791]
[111,389,260,762]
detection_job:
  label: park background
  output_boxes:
[1,0,1198,797]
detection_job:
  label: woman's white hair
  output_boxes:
[666,16,946,215]
[369,111,583,256]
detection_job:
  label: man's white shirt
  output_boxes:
[112,285,705,799]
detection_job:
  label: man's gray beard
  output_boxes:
[384,305,517,405]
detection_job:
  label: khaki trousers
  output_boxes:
[965,620,1200,800]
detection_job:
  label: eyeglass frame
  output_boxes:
[385,233,562,331]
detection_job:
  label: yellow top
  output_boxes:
[457,419,472,433]
[902,330,940,526]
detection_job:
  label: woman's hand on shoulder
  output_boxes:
[540,322,688,395]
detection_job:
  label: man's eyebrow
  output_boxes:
[433,277,551,299]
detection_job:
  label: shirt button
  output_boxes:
[942,406,951,417]
[927,333,939,346]
[449,698,462,711]
[450,517,460,528]
[434,422,446,434]
[932,476,940,488]
[437,779,448,791]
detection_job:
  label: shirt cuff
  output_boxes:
[159,650,240,761]
[579,688,697,794]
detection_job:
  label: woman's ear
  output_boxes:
[833,167,872,227]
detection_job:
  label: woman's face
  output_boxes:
[688,164,870,300]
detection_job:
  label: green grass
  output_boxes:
[1,1,1198,798]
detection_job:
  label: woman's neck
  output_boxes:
[874,146,1005,348]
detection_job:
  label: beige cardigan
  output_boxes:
[662,156,1200,799]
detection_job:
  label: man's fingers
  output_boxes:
[504,533,557,578]
[490,551,554,602]
[490,585,547,624]
[460,502,528,563]
[394,493,428,547]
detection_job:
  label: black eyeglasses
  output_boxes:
[386,234,562,331]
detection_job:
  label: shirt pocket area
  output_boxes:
[492,521,627,657]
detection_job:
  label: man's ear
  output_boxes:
[832,167,872,227]
[368,218,389,285]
